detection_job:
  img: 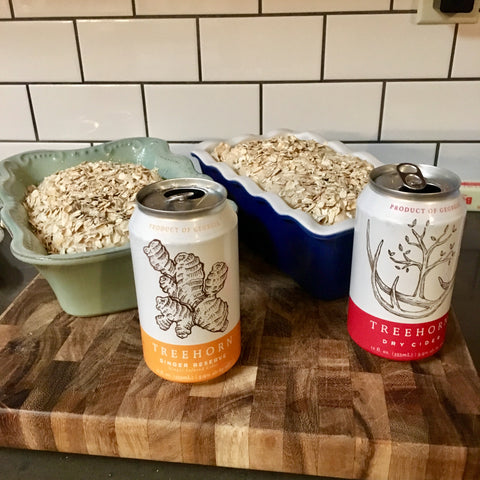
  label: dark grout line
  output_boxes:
[25,85,39,141]
[140,84,149,137]
[2,78,480,87]
[259,84,263,135]
[196,17,202,82]
[320,15,327,81]
[434,142,441,166]
[378,82,386,142]
[72,20,85,83]
[0,11,417,22]
[448,24,459,79]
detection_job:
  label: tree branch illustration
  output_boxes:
[366,219,456,319]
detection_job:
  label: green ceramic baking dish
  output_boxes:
[0,137,206,317]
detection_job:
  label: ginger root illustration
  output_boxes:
[367,218,458,319]
[143,239,229,339]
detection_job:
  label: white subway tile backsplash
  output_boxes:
[452,22,480,78]
[12,0,132,17]
[382,81,480,141]
[263,83,382,141]
[144,84,259,141]
[30,85,145,141]
[0,7,478,161]
[0,142,91,160]
[135,0,258,15]
[324,14,454,80]
[0,21,81,82]
[0,86,35,140]
[437,143,480,181]
[77,19,198,82]
[348,143,436,166]
[0,0,11,17]
[262,0,390,13]
[200,16,323,81]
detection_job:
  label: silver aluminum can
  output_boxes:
[348,163,466,361]
[129,178,240,382]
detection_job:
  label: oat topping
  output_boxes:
[23,161,161,254]
[212,135,374,225]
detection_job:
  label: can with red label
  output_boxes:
[348,163,466,361]
[129,177,240,382]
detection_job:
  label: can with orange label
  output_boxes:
[129,178,240,382]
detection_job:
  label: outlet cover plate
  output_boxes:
[417,0,480,24]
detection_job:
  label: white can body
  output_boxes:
[348,165,466,360]
[129,179,240,382]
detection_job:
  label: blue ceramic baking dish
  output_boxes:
[191,130,382,300]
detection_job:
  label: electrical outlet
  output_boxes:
[417,0,480,24]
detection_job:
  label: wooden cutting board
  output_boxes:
[0,245,479,480]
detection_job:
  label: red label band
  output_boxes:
[347,298,448,361]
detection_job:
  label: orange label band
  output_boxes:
[140,322,241,383]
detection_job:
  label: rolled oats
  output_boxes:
[23,161,161,254]
[213,135,373,225]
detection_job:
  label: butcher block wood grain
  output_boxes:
[0,246,479,480]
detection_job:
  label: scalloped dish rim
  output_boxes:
[191,129,383,237]
[0,137,206,265]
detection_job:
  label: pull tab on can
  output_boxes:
[163,188,208,211]
[137,178,226,214]
[397,163,427,191]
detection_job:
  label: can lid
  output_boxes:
[370,163,461,199]
[136,178,227,215]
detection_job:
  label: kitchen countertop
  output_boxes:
[0,210,478,480]
[0,140,479,479]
